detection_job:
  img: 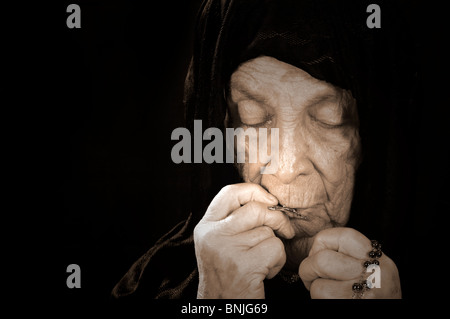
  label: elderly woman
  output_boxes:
[112,0,416,299]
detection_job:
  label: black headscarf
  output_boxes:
[112,0,418,300]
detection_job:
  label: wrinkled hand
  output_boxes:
[194,183,295,299]
[299,227,401,299]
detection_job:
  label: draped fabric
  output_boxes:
[112,0,418,299]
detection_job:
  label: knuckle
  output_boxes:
[244,201,262,219]
[248,182,262,192]
[220,183,249,194]
[260,225,274,237]
[268,237,286,260]
[345,227,365,241]
[313,249,333,271]
[310,280,325,299]
[245,200,258,212]
[219,184,235,194]
[268,236,282,248]
[218,184,233,197]
[343,227,370,246]
[312,228,327,245]
[310,279,335,299]
[193,224,206,244]
[193,223,202,239]
[194,223,216,244]
[298,259,308,280]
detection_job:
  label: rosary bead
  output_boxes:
[352,283,363,291]
[371,240,382,250]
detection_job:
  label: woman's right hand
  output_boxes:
[194,183,295,298]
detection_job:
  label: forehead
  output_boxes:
[229,56,339,104]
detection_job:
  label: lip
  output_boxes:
[268,204,316,220]
[282,208,308,220]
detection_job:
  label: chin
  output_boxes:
[285,204,335,237]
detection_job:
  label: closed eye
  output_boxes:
[308,102,345,128]
[237,100,273,128]
[241,115,274,128]
[309,115,345,128]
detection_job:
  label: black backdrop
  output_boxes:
[48,0,202,307]
[34,0,449,311]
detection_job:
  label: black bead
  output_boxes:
[352,283,362,291]
[376,250,383,258]
[364,260,372,267]
[364,280,373,289]
[369,251,376,258]
[371,240,382,250]
[373,259,380,265]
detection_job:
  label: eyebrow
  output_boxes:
[231,85,339,109]
[229,84,272,106]
[229,73,344,106]
[306,93,340,107]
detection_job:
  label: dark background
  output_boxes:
[33,0,448,310]
[45,0,203,307]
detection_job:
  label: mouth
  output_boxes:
[267,201,334,239]
[268,204,317,220]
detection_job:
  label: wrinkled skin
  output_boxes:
[194,56,401,299]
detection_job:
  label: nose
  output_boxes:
[273,132,314,184]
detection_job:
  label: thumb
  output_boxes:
[204,183,278,221]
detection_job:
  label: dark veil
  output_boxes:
[112,0,419,300]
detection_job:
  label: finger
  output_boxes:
[204,183,278,221]
[309,227,372,260]
[232,226,275,248]
[299,249,363,290]
[220,201,295,239]
[309,278,353,299]
[247,236,286,279]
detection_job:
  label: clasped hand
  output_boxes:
[194,183,401,299]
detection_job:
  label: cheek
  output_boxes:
[234,143,266,183]
[239,163,263,183]
[233,124,280,183]
[326,174,355,224]
[310,129,360,223]
[234,134,270,183]
[309,127,361,183]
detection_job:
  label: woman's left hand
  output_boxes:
[298,227,401,299]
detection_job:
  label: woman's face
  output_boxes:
[227,56,361,245]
